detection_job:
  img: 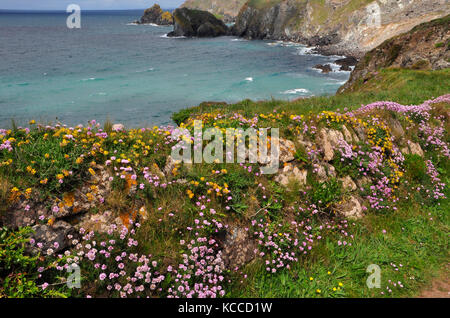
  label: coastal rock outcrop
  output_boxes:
[314,64,332,74]
[232,0,450,56]
[340,15,450,93]
[138,4,173,25]
[168,8,229,37]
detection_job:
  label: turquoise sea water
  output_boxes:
[0,10,350,128]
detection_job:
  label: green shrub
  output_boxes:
[404,154,427,182]
[0,227,68,298]
[307,178,342,212]
[171,108,192,126]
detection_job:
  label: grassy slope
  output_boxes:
[173,68,450,125]
[1,67,448,298]
[173,68,450,298]
[228,196,449,298]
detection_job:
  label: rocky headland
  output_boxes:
[168,7,229,37]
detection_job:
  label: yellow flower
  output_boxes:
[338,282,343,287]
[88,168,96,176]
[11,187,19,193]
[29,120,36,125]
[316,289,321,294]
[309,277,314,281]
[56,174,64,180]
[44,153,50,159]
[40,178,48,185]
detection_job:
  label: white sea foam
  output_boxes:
[295,45,319,56]
[135,67,155,73]
[245,77,253,82]
[281,88,310,95]
[267,41,302,48]
[160,33,186,39]
[127,22,160,26]
[329,63,353,73]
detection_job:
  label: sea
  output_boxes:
[0,10,351,128]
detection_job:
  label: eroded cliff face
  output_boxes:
[232,0,450,56]
[181,0,247,22]
[339,15,450,93]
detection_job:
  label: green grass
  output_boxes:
[227,199,449,298]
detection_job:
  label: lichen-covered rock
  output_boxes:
[336,196,364,220]
[277,138,296,163]
[316,163,336,182]
[75,211,124,234]
[275,164,307,187]
[220,226,257,268]
[319,128,344,161]
[168,8,229,37]
[139,4,173,25]
[2,201,49,229]
[408,141,424,157]
[29,220,77,255]
[53,165,112,219]
[339,176,357,192]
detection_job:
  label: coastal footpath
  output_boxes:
[0,16,449,298]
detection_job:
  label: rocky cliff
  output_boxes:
[232,0,450,56]
[181,0,247,22]
[340,15,450,93]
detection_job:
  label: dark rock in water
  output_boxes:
[314,64,332,74]
[139,4,173,25]
[168,8,229,38]
[334,56,358,71]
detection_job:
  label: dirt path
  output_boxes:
[418,266,450,298]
